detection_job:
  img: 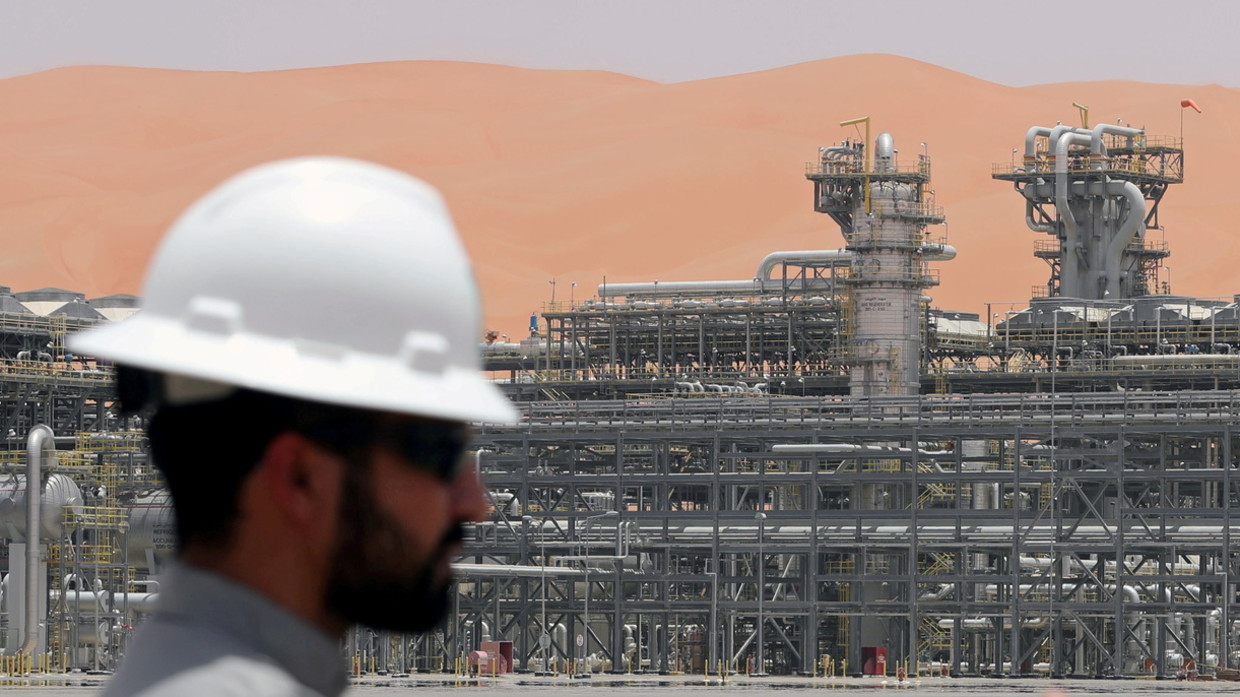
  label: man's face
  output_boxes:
[323,419,486,631]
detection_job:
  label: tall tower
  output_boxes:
[806,125,947,396]
[993,123,1183,299]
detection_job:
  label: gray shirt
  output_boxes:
[103,564,348,697]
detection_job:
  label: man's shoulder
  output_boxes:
[102,618,326,697]
[103,657,327,697]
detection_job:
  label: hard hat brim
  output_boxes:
[70,313,520,425]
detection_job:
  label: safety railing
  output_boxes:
[66,506,130,530]
[480,389,1240,435]
[806,159,931,179]
[76,431,146,452]
[991,153,1184,181]
[1033,239,1060,255]
[1128,238,1169,254]
[0,311,101,336]
[843,268,940,285]
[1107,134,1181,151]
[867,201,945,221]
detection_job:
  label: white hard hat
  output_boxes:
[70,157,518,424]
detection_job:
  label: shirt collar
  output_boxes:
[155,563,348,697]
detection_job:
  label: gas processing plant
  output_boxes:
[0,113,1237,680]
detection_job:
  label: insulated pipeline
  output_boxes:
[20,424,54,656]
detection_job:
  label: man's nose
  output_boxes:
[453,460,489,522]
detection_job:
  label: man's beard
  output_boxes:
[325,462,463,631]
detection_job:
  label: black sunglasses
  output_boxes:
[298,415,472,482]
[371,420,472,481]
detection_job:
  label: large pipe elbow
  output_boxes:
[1094,180,1146,257]
[1090,123,1143,156]
[19,425,54,656]
[822,146,859,162]
[1105,181,1147,298]
[756,250,851,280]
[1025,200,1055,234]
[1024,126,1053,159]
[1055,132,1094,297]
[1048,125,1092,152]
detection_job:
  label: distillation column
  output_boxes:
[806,128,947,396]
[993,122,1183,299]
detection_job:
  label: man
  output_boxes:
[69,157,517,696]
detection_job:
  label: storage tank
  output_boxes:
[13,288,86,317]
[86,294,141,322]
[123,491,176,570]
[0,474,83,540]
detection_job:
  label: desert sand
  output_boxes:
[0,54,1233,336]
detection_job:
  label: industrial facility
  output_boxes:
[463,117,1240,681]
[0,115,1238,680]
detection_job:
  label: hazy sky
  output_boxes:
[2,0,1238,86]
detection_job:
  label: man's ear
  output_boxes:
[256,431,341,528]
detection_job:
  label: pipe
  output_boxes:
[1048,125,1093,154]
[1024,199,1056,234]
[939,618,992,630]
[771,444,955,460]
[1054,133,1094,297]
[755,250,853,280]
[597,278,831,299]
[1027,124,1104,162]
[1095,180,1146,298]
[1090,123,1142,156]
[599,247,955,299]
[1024,126,1054,160]
[919,583,954,601]
[599,250,853,298]
[821,146,860,162]
[19,424,53,656]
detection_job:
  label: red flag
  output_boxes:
[1181,99,1202,113]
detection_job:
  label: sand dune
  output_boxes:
[0,55,1234,336]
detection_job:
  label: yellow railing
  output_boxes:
[76,431,146,452]
[0,358,112,385]
[66,544,117,564]
[66,506,129,530]
[0,450,93,469]
[863,458,902,473]
[822,559,856,574]
[920,551,955,576]
[992,148,1183,180]
[919,616,951,656]
[915,482,956,509]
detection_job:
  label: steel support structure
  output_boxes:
[457,391,1240,678]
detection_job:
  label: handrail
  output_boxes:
[477,389,1240,435]
[805,160,931,178]
[992,155,1183,182]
